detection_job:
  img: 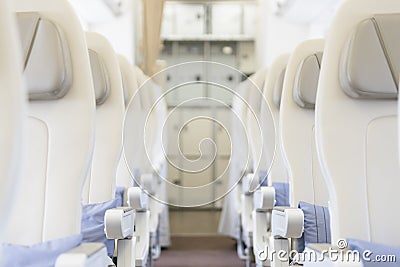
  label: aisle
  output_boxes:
[155,235,245,267]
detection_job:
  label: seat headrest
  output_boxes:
[341,14,400,99]
[88,49,110,105]
[293,52,323,109]
[16,12,72,101]
[273,68,286,108]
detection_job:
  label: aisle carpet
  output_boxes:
[155,235,245,267]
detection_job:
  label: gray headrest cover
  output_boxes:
[16,12,72,100]
[341,14,400,99]
[293,52,322,109]
[273,68,286,109]
[88,50,110,106]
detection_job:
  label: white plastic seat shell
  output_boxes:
[260,54,290,186]
[239,69,270,248]
[218,77,252,241]
[118,55,139,108]
[250,55,290,266]
[116,54,140,191]
[315,0,400,246]
[115,57,152,266]
[279,39,328,207]
[134,68,170,248]
[82,32,125,204]
[246,68,269,183]
[5,0,96,245]
[0,0,26,239]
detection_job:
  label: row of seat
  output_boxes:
[225,0,400,266]
[0,0,169,266]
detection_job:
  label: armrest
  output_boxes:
[252,210,271,266]
[271,207,303,239]
[55,243,109,267]
[240,193,254,246]
[305,243,334,253]
[253,186,275,211]
[149,204,160,234]
[134,210,150,266]
[127,186,148,210]
[105,207,135,239]
[141,173,157,194]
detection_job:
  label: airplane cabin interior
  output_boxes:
[0,0,400,266]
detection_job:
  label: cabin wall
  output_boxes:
[89,9,135,63]
[257,0,335,67]
[69,0,136,63]
[88,1,135,63]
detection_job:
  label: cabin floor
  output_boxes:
[155,235,244,267]
[155,209,244,267]
[169,209,222,235]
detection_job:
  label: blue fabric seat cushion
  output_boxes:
[297,201,331,252]
[259,170,268,186]
[0,234,82,267]
[272,182,290,207]
[257,171,290,207]
[348,239,400,267]
[114,186,125,207]
[81,187,125,257]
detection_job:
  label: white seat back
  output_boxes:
[218,75,254,239]
[149,82,168,174]
[231,69,274,182]
[5,0,95,245]
[82,32,125,204]
[230,80,252,181]
[246,68,268,178]
[116,55,140,189]
[118,55,138,107]
[131,67,167,175]
[260,54,290,185]
[123,66,154,175]
[0,0,26,236]
[279,39,328,207]
[143,79,167,175]
[316,0,400,245]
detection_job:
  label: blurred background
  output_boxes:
[69,0,344,235]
